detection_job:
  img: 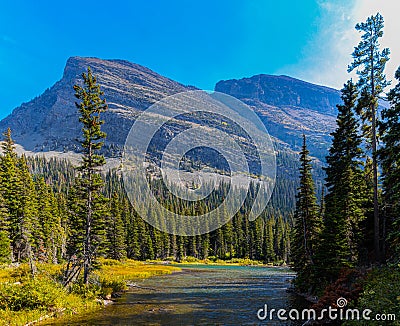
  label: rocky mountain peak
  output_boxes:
[0,57,190,153]
[215,74,341,117]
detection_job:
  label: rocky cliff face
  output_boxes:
[0,57,343,162]
[215,74,340,115]
[215,74,341,159]
[0,57,191,154]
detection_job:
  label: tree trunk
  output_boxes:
[370,49,381,263]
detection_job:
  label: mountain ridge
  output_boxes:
[215,73,341,159]
[0,57,191,154]
[0,56,341,162]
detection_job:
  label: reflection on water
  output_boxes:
[49,264,308,325]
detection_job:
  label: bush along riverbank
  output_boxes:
[293,266,400,325]
[164,256,289,266]
[0,259,180,326]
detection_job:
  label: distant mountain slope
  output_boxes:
[215,74,342,160]
[0,57,342,161]
[0,57,342,211]
[0,57,191,154]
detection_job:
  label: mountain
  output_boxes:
[0,56,343,211]
[0,57,192,155]
[0,57,340,162]
[215,74,341,160]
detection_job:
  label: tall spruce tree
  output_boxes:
[0,130,36,264]
[291,135,321,293]
[379,67,400,262]
[0,128,19,262]
[17,155,38,273]
[65,67,108,286]
[315,81,366,283]
[348,12,390,261]
[0,129,14,263]
[263,218,275,263]
[0,191,10,263]
[105,193,127,260]
[36,177,64,263]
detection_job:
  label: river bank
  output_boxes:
[45,264,300,325]
[0,259,297,325]
[0,259,180,326]
[160,256,289,267]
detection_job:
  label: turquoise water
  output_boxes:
[50,264,304,325]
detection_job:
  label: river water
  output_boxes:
[50,264,307,325]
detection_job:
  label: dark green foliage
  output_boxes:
[101,170,292,263]
[291,135,321,293]
[380,67,400,262]
[66,67,108,285]
[105,193,127,260]
[0,68,298,270]
[16,156,37,265]
[348,12,390,261]
[315,81,367,285]
[346,267,400,326]
[0,128,21,261]
[0,129,68,266]
[0,130,37,264]
[0,231,11,264]
[348,13,390,141]
[35,177,65,263]
[0,131,293,267]
[0,187,11,264]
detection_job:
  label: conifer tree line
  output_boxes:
[292,12,400,294]
[0,128,65,266]
[0,68,293,282]
[0,133,292,267]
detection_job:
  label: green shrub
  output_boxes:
[0,232,11,264]
[0,278,64,311]
[100,279,126,298]
[344,267,400,325]
[69,280,100,300]
[8,264,31,281]
[99,258,123,266]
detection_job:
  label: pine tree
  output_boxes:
[16,156,38,275]
[176,235,185,262]
[223,219,234,259]
[201,232,209,259]
[379,67,400,262]
[315,81,366,283]
[36,177,64,263]
[106,193,127,260]
[125,211,141,259]
[0,191,11,263]
[263,218,275,263]
[348,12,390,261]
[36,177,52,261]
[0,128,20,262]
[274,216,286,261]
[291,135,321,293]
[65,67,108,286]
[250,218,262,260]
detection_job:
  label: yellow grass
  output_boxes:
[97,258,180,280]
[0,260,181,326]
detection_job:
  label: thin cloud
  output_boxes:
[0,35,17,45]
[353,0,400,82]
[276,0,398,90]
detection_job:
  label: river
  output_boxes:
[49,264,307,325]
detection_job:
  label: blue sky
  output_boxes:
[0,0,398,119]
